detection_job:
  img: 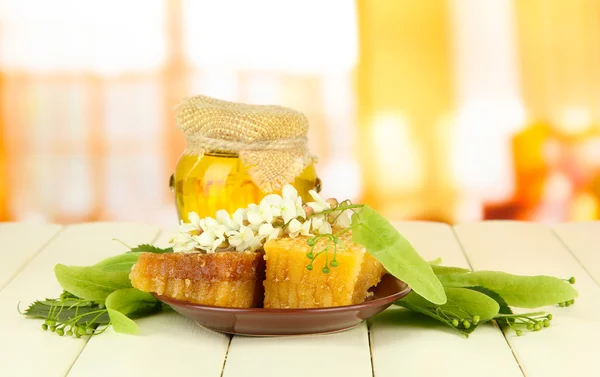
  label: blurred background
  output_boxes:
[1,0,600,227]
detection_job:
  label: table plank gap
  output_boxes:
[369,222,523,377]
[0,223,63,292]
[454,221,600,377]
[67,226,232,377]
[450,226,528,377]
[0,222,159,377]
[551,222,600,288]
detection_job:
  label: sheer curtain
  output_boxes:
[0,0,359,226]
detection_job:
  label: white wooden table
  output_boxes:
[0,220,598,377]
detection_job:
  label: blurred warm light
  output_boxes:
[371,113,423,192]
[558,107,592,135]
[183,0,357,74]
[0,0,166,74]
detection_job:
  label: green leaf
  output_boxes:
[431,265,472,275]
[23,300,109,325]
[395,292,472,337]
[466,286,512,315]
[395,287,500,336]
[351,206,446,305]
[54,264,132,301]
[129,244,173,254]
[442,287,499,322]
[93,252,144,272]
[428,257,443,265]
[438,271,579,308]
[107,308,139,334]
[105,288,162,319]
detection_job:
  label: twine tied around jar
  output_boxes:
[175,95,317,193]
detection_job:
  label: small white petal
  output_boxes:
[259,203,274,223]
[307,201,329,213]
[232,208,246,229]
[258,223,275,237]
[241,226,255,244]
[194,232,215,247]
[318,221,332,235]
[311,215,324,231]
[295,197,306,219]
[247,208,264,226]
[282,184,298,201]
[334,210,352,228]
[188,212,202,227]
[300,220,313,236]
[261,194,283,207]
[287,219,302,233]
[281,199,297,223]
[267,227,281,241]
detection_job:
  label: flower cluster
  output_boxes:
[170,184,354,254]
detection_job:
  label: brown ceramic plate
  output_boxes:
[153,274,410,336]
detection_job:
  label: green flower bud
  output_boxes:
[452,319,459,327]
[527,323,534,330]
[41,324,48,331]
[543,319,550,327]
[534,323,541,331]
[462,320,471,329]
[66,330,73,336]
[472,315,480,325]
[547,314,553,321]
[330,260,339,267]
[56,329,64,336]
[50,325,56,332]
[559,302,565,307]
[306,252,314,259]
[75,332,81,339]
[45,320,56,326]
[322,267,330,274]
[306,265,313,271]
[516,330,523,336]
[568,277,576,284]
[565,301,571,307]
[307,239,316,247]
[77,326,87,335]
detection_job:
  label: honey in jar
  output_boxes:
[173,95,320,222]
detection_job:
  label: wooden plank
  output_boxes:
[68,227,231,377]
[223,324,372,377]
[370,222,523,377]
[0,223,158,377]
[454,221,600,377]
[552,222,600,286]
[0,223,62,291]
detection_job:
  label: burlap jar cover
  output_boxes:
[175,95,316,193]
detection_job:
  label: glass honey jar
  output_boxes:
[172,151,319,222]
[172,95,320,223]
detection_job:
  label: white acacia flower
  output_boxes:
[311,215,332,235]
[286,219,302,238]
[280,185,306,222]
[171,232,198,253]
[179,211,202,233]
[286,218,314,238]
[334,210,352,228]
[193,231,216,251]
[232,208,246,228]
[227,225,263,252]
[258,223,281,241]
[260,194,283,215]
[306,190,331,214]
[216,209,238,231]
